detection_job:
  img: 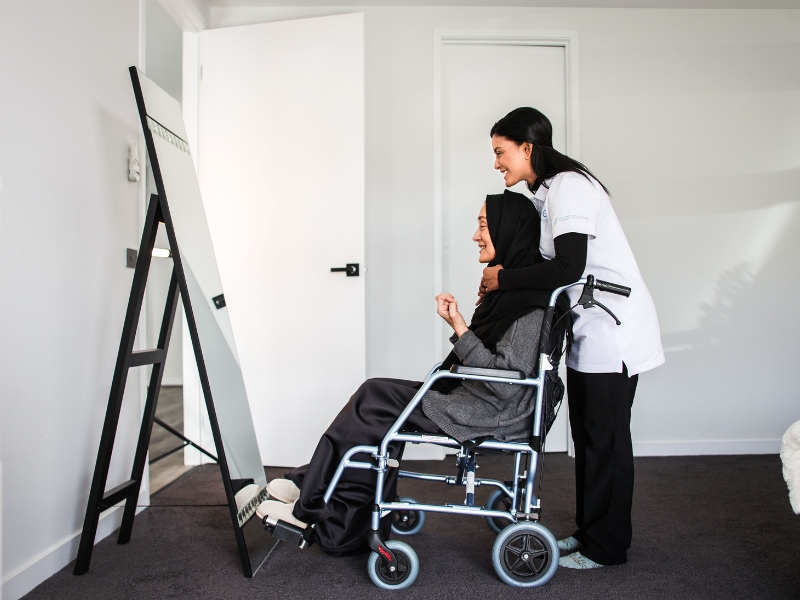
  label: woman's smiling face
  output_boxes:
[492,134,535,187]
[473,203,496,263]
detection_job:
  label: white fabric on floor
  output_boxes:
[780,419,800,514]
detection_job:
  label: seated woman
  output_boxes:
[256,190,554,555]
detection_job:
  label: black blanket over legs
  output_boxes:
[285,378,442,555]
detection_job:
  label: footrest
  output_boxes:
[265,519,314,548]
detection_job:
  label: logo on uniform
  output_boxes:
[554,214,590,224]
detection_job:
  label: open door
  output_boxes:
[197,14,365,467]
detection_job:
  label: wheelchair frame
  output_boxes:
[264,275,630,588]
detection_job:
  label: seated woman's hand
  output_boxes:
[435,293,469,337]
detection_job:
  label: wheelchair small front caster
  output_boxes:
[367,540,419,590]
[391,497,426,536]
[492,522,558,587]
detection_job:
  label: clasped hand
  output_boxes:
[435,293,469,337]
[476,265,503,305]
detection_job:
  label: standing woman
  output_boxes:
[480,107,664,569]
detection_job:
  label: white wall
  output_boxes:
[211,6,800,456]
[0,1,145,598]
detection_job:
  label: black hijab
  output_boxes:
[440,190,552,371]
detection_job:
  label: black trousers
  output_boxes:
[567,365,638,565]
[285,378,441,555]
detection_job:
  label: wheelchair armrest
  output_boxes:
[449,365,527,380]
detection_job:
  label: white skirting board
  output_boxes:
[633,439,781,456]
[1,501,147,600]
[161,376,183,386]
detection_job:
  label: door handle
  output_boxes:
[330,263,359,277]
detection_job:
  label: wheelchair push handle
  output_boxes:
[594,278,631,297]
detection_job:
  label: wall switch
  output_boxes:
[126,248,138,268]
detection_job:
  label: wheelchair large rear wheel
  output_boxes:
[485,489,513,534]
[367,540,419,590]
[491,522,558,587]
[391,497,426,536]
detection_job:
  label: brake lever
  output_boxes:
[582,298,621,326]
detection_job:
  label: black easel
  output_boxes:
[74,67,259,578]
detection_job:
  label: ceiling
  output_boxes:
[206,0,800,8]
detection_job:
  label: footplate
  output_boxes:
[263,518,315,549]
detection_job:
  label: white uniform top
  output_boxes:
[530,172,664,376]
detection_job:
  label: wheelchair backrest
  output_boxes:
[537,291,572,438]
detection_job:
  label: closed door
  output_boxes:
[441,40,570,452]
[198,14,365,467]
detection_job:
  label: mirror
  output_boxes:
[131,68,274,576]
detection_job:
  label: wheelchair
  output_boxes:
[263,275,630,589]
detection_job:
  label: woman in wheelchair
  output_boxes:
[256,190,554,556]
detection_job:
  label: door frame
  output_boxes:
[180,30,214,466]
[432,30,580,454]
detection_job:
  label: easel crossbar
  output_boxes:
[131,349,166,366]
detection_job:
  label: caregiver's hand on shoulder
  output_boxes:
[476,265,503,305]
[435,293,468,337]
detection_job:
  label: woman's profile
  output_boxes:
[256,191,556,555]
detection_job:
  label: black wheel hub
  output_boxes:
[501,532,551,582]
[393,509,420,533]
[376,551,411,585]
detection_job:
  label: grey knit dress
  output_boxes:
[422,308,544,443]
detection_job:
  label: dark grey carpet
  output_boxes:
[25,454,799,599]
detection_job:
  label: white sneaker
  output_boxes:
[557,536,583,553]
[266,478,301,504]
[559,552,603,569]
[256,499,307,529]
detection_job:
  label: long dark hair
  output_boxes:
[490,107,609,195]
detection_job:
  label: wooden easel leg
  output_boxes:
[118,268,181,544]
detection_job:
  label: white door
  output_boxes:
[440,38,572,452]
[198,14,365,467]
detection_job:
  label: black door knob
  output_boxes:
[330,263,359,277]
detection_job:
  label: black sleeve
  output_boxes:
[498,232,588,291]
